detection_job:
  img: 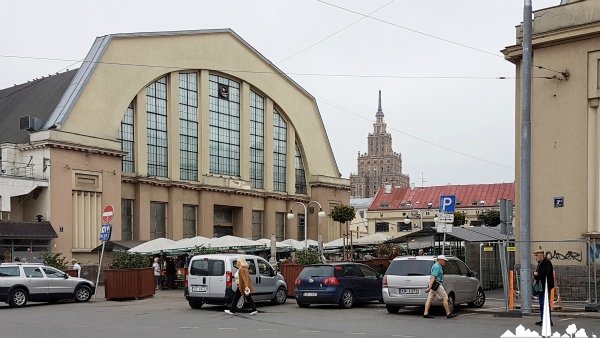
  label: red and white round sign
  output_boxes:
[102,205,114,224]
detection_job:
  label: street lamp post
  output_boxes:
[287,201,326,250]
[403,210,423,230]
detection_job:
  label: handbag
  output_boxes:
[431,281,440,291]
[532,281,543,295]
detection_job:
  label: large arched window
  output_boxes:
[118,102,135,173]
[250,91,264,189]
[147,77,168,177]
[295,143,306,194]
[209,75,240,177]
[273,110,287,192]
[179,73,198,180]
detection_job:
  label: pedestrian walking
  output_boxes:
[423,255,457,319]
[152,257,162,290]
[533,249,554,326]
[71,259,81,277]
[224,257,258,315]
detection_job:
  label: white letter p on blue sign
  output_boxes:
[440,195,456,213]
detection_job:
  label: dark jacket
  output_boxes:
[534,258,554,291]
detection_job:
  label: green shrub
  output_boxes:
[296,249,320,265]
[41,252,68,270]
[109,252,148,269]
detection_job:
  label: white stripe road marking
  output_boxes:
[179,327,199,329]
[300,331,322,333]
[391,335,415,337]
[558,318,574,321]
[345,333,366,335]
[218,328,238,330]
[258,329,277,331]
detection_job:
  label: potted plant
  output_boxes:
[104,252,154,300]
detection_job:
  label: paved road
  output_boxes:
[1,288,598,338]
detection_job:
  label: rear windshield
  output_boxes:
[299,266,334,278]
[190,259,225,276]
[386,260,434,276]
[0,267,20,277]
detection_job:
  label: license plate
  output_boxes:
[303,292,317,297]
[192,286,207,292]
[399,288,419,295]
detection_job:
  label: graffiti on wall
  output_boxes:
[545,250,582,262]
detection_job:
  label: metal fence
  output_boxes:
[467,239,599,311]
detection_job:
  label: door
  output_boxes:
[455,260,479,301]
[188,259,226,298]
[42,267,73,295]
[23,267,48,300]
[256,258,277,300]
[342,264,367,300]
[442,260,465,302]
[357,264,382,300]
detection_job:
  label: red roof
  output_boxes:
[368,183,515,211]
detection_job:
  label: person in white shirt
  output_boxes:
[153,257,162,290]
[71,259,81,277]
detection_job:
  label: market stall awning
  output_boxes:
[385,226,514,244]
[164,236,211,253]
[204,235,265,250]
[91,240,145,253]
[0,221,57,239]
[354,233,391,245]
[128,238,176,254]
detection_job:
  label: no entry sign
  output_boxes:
[102,205,114,224]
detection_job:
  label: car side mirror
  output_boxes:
[377,273,383,279]
[64,274,69,279]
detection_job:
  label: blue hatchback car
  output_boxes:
[294,262,383,309]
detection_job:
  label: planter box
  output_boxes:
[279,264,306,297]
[64,269,78,277]
[104,268,155,300]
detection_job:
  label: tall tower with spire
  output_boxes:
[350,91,410,198]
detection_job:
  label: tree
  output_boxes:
[453,211,466,226]
[331,204,355,260]
[477,209,501,226]
[41,252,68,270]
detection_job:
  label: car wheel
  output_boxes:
[297,302,310,308]
[338,289,354,309]
[468,288,486,308]
[272,287,287,305]
[386,304,400,313]
[9,288,28,308]
[188,301,203,309]
[447,293,455,314]
[75,285,92,302]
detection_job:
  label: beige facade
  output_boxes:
[502,0,600,241]
[0,29,350,263]
[350,91,410,198]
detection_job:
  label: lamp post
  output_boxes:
[287,201,326,250]
[403,210,423,230]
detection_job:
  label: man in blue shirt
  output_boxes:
[423,255,457,319]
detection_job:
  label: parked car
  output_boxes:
[0,263,95,307]
[382,256,485,314]
[294,262,383,309]
[185,254,287,310]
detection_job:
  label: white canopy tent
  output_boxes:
[127,238,176,255]
[204,235,266,250]
[323,238,346,249]
[256,238,292,249]
[280,239,303,250]
[300,239,319,248]
[354,233,392,245]
[164,236,211,253]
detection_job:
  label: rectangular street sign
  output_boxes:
[436,224,453,233]
[439,195,456,213]
[100,224,112,241]
[437,213,454,223]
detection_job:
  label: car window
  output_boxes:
[0,267,20,277]
[231,259,257,275]
[455,260,471,276]
[358,264,378,279]
[386,260,434,276]
[190,259,225,276]
[299,266,334,277]
[257,259,273,277]
[443,261,460,275]
[342,265,363,277]
[43,267,65,278]
[23,267,43,278]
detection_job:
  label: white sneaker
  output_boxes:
[249,311,258,316]
[224,310,233,314]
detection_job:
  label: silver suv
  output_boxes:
[185,254,287,310]
[0,263,96,307]
[382,256,485,313]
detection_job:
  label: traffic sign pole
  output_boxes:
[93,241,106,303]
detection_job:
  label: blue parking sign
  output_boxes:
[100,224,112,241]
[439,195,456,213]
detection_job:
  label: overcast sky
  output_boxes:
[0,0,561,186]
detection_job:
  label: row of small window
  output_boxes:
[374,222,435,232]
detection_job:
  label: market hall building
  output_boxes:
[0,29,350,263]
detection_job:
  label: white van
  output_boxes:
[184,254,287,309]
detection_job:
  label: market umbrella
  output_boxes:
[269,234,277,268]
[299,239,319,249]
[280,239,304,250]
[164,236,211,253]
[204,235,266,250]
[127,237,176,255]
[323,238,346,249]
[354,233,392,245]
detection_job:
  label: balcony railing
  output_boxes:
[0,161,36,179]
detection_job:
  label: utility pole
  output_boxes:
[520,0,533,314]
